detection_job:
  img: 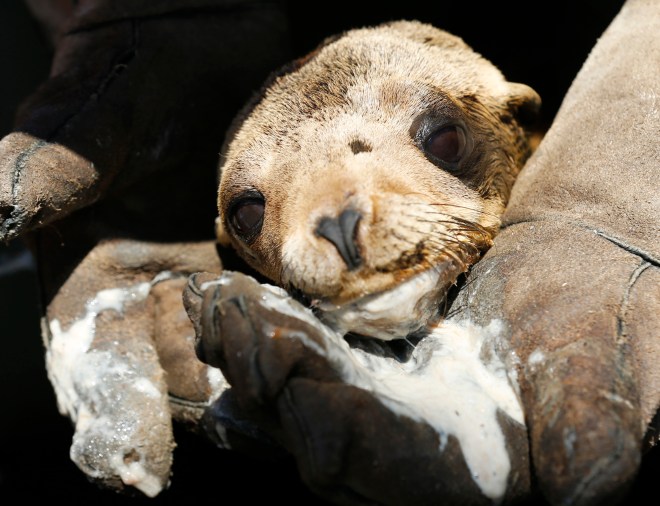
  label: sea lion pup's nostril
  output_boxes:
[315,208,362,270]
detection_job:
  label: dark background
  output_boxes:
[1,0,657,504]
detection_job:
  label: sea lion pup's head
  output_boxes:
[217,20,540,340]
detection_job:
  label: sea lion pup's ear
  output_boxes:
[499,82,543,151]
[381,20,542,124]
[502,82,542,125]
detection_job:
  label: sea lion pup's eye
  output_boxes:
[424,125,468,167]
[227,191,265,243]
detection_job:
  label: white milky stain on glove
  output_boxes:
[46,279,167,497]
[255,276,524,501]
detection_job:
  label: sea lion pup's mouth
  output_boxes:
[312,259,464,341]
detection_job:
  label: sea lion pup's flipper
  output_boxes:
[449,0,660,504]
[184,270,532,505]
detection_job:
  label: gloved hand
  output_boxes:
[184,270,532,506]
[183,1,659,505]
[448,1,660,504]
[0,0,290,495]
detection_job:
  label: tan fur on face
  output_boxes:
[218,20,540,305]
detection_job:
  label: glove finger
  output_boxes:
[185,271,341,406]
[43,238,222,495]
[45,269,174,497]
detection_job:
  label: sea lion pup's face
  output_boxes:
[217,20,540,340]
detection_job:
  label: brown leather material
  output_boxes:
[450,1,660,504]
[1,0,290,241]
[183,270,533,506]
[0,0,290,495]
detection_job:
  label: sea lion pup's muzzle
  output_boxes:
[216,20,540,340]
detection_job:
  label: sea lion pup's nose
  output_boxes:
[315,208,362,270]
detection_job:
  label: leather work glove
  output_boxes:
[184,270,532,505]
[184,0,658,504]
[447,1,659,504]
[0,0,290,495]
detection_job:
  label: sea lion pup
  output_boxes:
[216,20,540,340]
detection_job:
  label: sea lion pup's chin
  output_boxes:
[216,20,540,341]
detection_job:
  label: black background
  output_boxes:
[1,0,657,504]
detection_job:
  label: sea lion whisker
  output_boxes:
[412,230,473,252]
[407,224,471,244]
[417,213,493,240]
[396,215,486,239]
[412,216,483,234]
[396,223,463,252]
[428,244,469,269]
[398,210,462,225]
[426,202,500,220]
[414,209,493,231]
[425,240,480,262]
[451,216,493,232]
[411,211,491,235]
[399,198,492,220]
[424,232,482,255]
[423,233,468,250]
[403,200,487,215]
[402,336,416,350]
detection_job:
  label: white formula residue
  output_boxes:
[109,453,163,498]
[47,282,151,418]
[318,269,443,340]
[133,377,162,399]
[206,365,230,400]
[255,283,524,501]
[527,348,546,368]
[45,278,167,497]
[350,320,524,500]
